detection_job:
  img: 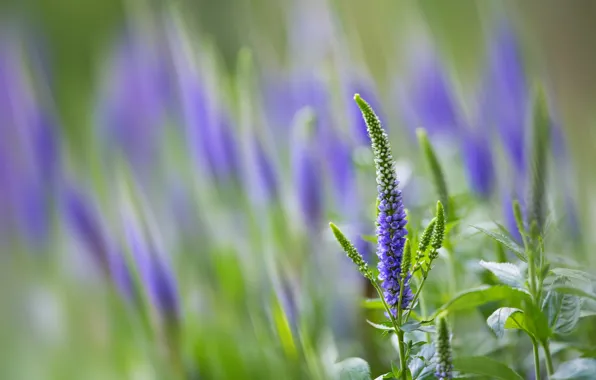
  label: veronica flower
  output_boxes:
[63,185,134,300]
[482,21,528,176]
[0,37,58,246]
[124,219,180,322]
[435,317,454,380]
[97,30,170,171]
[460,126,495,198]
[355,95,412,314]
[398,46,459,139]
[292,108,323,231]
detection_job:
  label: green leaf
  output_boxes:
[366,320,395,332]
[401,321,436,333]
[479,261,524,287]
[551,268,596,282]
[409,343,435,380]
[471,226,527,262]
[487,307,524,338]
[431,285,531,319]
[453,356,524,380]
[361,235,377,244]
[543,277,582,335]
[554,286,596,302]
[555,292,581,335]
[333,358,372,380]
[551,358,596,379]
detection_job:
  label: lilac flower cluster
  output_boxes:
[355,95,412,315]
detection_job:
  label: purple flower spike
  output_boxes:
[399,48,459,138]
[125,221,180,321]
[460,128,495,198]
[98,32,169,170]
[292,108,323,231]
[483,21,528,176]
[355,95,413,314]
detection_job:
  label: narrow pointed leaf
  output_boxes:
[431,285,531,319]
[472,226,527,262]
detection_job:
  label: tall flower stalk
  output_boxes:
[330,94,446,380]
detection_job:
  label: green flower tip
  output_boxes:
[353,93,366,108]
[431,201,446,250]
[401,239,412,277]
[329,222,372,280]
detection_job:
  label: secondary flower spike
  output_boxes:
[354,94,412,314]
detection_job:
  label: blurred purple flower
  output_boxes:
[292,109,323,231]
[64,185,134,300]
[98,32,170,170]
[0,39,58,246]
[125,221,180,321]
[398,49,459,138]
[482,21,528,176]
[460,127,495,198]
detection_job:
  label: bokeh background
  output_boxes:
[1,0,596,378]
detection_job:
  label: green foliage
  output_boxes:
[479,261,524,288]
[453,356,524,380]
[472,225,527,262]
[333,358,372,380]
[551,359,596,379]
[432,285,532,319]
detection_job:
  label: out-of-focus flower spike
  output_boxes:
[292,107,323,232]
[355,94,412,314]
[460,126,495,198]
[63,185,135,300]
[417,129,450,218]
[528,87,550,231]
[483,20,528,176]
[98,29,169,171]
[398,44,459,138]
[435,317,454,379]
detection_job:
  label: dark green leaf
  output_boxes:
[551,358,596,379]
[431,285,531,319]
[479,261,524,287]
[487,307,524,338]
[471,226,527,262]
[453,356,524,380]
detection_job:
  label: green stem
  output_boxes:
[542,340,554,377]
[371,281,400,334]
[417,283,431,343]
[403,274,428,324]
[532,338,541,380]
[397,277,407,380]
